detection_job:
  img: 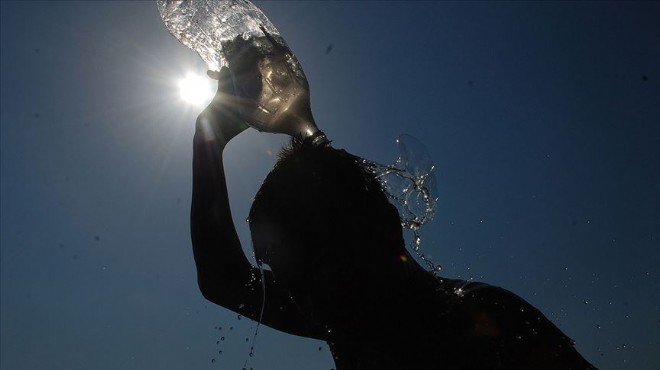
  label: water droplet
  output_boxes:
[318,346,323,351]
[596,325,601,329]
[583,300,589,305]
[397,134,433,177]
[211,358,216,363]
[237,314,242,320]
[220,336,225,341]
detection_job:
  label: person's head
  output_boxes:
[248,140,410,297]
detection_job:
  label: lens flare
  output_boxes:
[178,73,214,106]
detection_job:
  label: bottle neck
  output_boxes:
[306,130,329,147]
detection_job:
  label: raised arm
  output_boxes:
[190,68,325,340]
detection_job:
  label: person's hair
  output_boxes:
[249,138,404,263]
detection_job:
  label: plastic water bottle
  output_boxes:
[157,0,280,71]
[158,0,326,143]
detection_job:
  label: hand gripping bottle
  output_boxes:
[158,0,327,145]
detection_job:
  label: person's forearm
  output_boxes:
[191,128,253,300]
[190,128,327,340]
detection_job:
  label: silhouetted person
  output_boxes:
[190,68,596,369]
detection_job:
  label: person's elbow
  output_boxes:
[196,275,223,305]
[196,273,243,312]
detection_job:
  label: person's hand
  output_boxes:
[196,67,249,146]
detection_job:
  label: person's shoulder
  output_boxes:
[440,279,596,369]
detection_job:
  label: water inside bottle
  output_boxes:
[158,0,283,71]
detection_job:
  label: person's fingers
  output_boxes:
[206,70,221,80]
[207,68,234,94]
[207,67,239,111]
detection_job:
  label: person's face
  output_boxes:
[249,202,406,285]
[249,208,409,326]
[249,220,294,276]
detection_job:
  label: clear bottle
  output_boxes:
[158,0,325,143]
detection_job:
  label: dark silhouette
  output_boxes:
[191,68,596,369]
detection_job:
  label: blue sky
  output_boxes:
[1,2,659,369]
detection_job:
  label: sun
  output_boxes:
[178,73,215,106]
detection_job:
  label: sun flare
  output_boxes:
[178,73,214,106]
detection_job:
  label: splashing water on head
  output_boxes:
[362,134,442,274]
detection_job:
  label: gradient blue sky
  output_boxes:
[1,2,659,369]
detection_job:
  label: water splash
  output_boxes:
[242,261,267,368]
[213,264,267,366]
[363,134,441,274]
